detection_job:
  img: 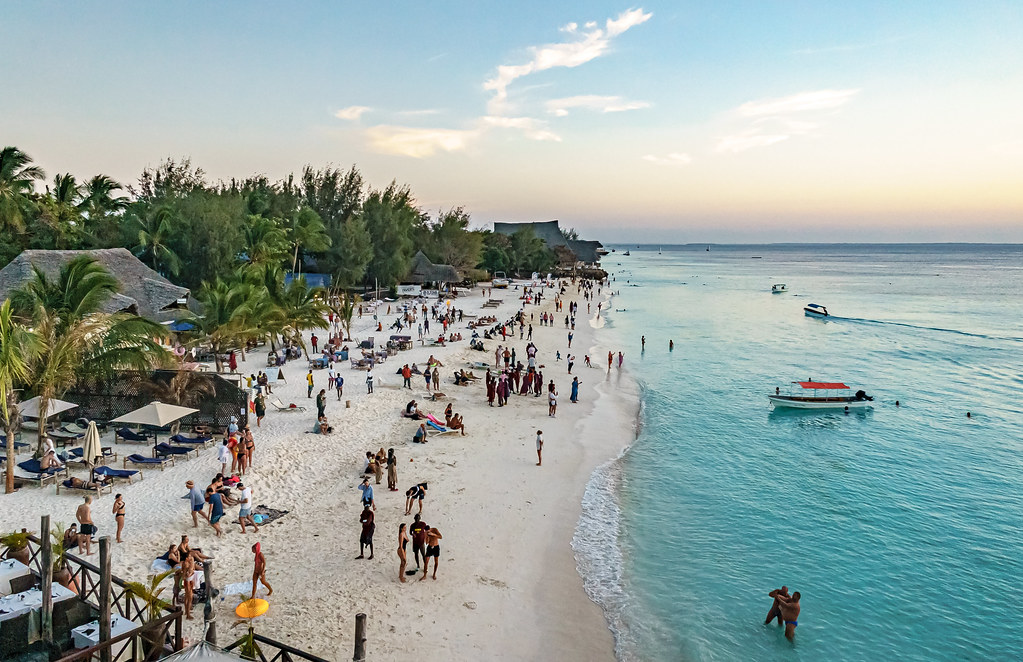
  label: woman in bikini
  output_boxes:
[397,523,410,583]
[243,426,255,468]
[112,494,125,543]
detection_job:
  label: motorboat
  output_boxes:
[623,250,631,256]
[596,248,610,256]
[769,382,874,410]
[772,283,787,293]
[492,272,510,289]
[804,303,828,317]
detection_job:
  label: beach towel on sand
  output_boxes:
[253,505,289,525]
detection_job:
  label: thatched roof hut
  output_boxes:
[404,250,460,284]
[0,248,190,322]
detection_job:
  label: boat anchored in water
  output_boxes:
[804,303,828,317]
[769,381,874,410]
[772,283,787,293]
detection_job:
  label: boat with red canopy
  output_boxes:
[768,381,874,410]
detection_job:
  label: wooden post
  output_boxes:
[99,536,112,662]
[203,559,217,644]
[40,515,53,645]
[353,612,367,661]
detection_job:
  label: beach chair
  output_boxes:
[56,476,112,496]
[170,434,214,448]
[116,427,153,444]
[426,420,458,435]
[16,459,69,487]
[49,428,84,447]
[92,465,141,484]
[154,442,199,460]
[124,454,174,470]
[270,398,306,413]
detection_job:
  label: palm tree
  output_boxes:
[0,146,45,233]
[38,174,84,249]
[11,256,172,454]
[276,277,329,352]
[0,300,42,493]
[286,207,331,274]
[243,216,290,270]
[80,174,127,246]
[191,278,260,372]
[133,206,182,275]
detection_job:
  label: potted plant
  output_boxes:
[50,524,74,590]
[125,570,174,656]
[1,530,31,566]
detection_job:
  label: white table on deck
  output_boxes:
[0,584,77,638]
[71,614,138,649]
[0,558,31,595]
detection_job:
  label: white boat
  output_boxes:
[769,381,874,410]
[804,303,828,317]
[623,250,631,256]
[492,272,510,289]
[772,283,787,293]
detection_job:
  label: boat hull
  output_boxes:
[804,309,828,317]
[768,396,872,410]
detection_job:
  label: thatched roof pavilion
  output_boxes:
[0,248,190,322]
[404,250,460,284]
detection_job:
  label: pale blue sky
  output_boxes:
[3,1,1022,241]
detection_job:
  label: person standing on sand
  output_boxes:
[306,370,314,398]
[425,368,432,392]
[567,331,573,348]
[251,542,273,598]
[568,354,574,373]
[112,494,125,543]
[359,477,376,510]
[316,388,327,418]
[765,586,789,626]
[357,504,375,559]
[409,513,429,571]
[775,592,801,640]
[420,528,442,580]
[237,482,259,533]
[336,373,344,400]
[432,367,440,390]
[76,496,95,555]
[608,351,614,371]
[387,449,398,490]
[536,430,544,466]
[254,392,266,427]
[571,377,580,403]
[618,351,624,369]
[207,488,225,536]
[179,553,195,619]
[397,523,410,582]
[366,369,374,394]
[548,386,557,417]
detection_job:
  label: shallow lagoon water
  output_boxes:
[578,245,1023,661]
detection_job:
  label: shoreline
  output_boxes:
[0,281,635,661]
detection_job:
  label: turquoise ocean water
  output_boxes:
[574,244,1023,661]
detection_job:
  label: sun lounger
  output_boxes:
[56,476,112,496]
[124,454,174,470]
[170,434,214,448]
[426,420,458,435]
[270,398,306,413]
[92,465,141,484]
[116,428,153,444]
[154,443,199,459]
[61,423,88,435]
[15,459,69,487]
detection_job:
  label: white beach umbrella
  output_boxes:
[110,401,198,427]
[81,421,102,467]
[19,396,78,419]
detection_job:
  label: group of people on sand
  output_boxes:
[185,472,260,537]
[363,448,399,490]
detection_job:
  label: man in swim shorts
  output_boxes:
[405,482,427,515]
[420,527,443,581]
[357,504,375,560]
[409,514,429,570]
[775,591,801,640]
[76,496,95,555]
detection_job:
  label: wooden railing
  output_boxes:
[54,609,183,662]
[224,631,332,662]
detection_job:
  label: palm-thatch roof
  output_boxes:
[404,251,460,284]
[0,248,189,322]
[492,220,603,264]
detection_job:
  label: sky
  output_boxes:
[2,1,1022,242]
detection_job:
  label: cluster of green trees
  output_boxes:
[0,146,562,291]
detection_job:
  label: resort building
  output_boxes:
[0,248,190,323]
[402,250,460,287]
[492,220,604,266]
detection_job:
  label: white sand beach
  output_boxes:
[0,282,635,661]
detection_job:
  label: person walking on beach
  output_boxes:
[112,494,125,543]
[618,351,624,369]
[336,373,344,400]
[568,354,574,374]
[187,480,209,527]
[405,482,428,515]
[76,496,95,555]
[641,335,645,350]
[420,527,442,580]
[567,331,573,348]
[571,377,580,403]
[316,388,327,418]
[207,488,225,536]
[251,542,273,598]
[775,592,801,640]
[237,482,259,534]
[357,504,375,559]
[608,351,613,371]
[765,586,790,626]
[536,429,544,466]
[387,449,398,490]
[402,364,412,389]
[366,368,374,394]
[307,370,314,398]
[669,339,674,351]
[397,523,410,582]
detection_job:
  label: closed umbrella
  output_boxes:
[110,402,199,428]
[81,421,102,467]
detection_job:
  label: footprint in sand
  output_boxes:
[476,575,507,589]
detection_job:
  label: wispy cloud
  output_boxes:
[365,125,481,158]
[642,152,693,166]
[546,94,650,117]
[481,116,561,141]
[716,89,860,153]
[334,105,371,121]
[483,8,652,114]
